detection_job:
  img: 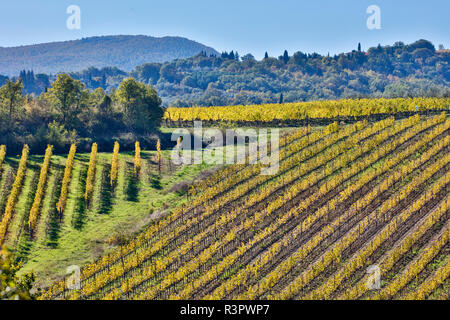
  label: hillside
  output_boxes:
[0,35,219,76]
[26,111,448,300]
[9,39,450,106]
[0,143,220,287]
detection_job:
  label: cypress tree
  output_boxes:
[283,50,289,64]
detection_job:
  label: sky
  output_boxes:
[0,0,448,59]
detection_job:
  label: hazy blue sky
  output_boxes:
[0,0,448,59]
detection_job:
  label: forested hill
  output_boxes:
[0,35,219,76]
[2,39,450,106]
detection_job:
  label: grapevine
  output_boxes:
[28,145,53,231]
[56,144,77,216]
[0,145,29,245]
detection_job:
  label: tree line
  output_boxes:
[2,39,448,108]
[0,75,163,154]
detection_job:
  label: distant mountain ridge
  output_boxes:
[0,35,219,76]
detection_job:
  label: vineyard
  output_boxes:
[164,97,450,124]
[25,111,448,300]
[0,141,213,287]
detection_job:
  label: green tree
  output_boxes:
[115,78,163,132]
[0,79,24,126]
[241,53,255,62]
[132,63,161,84]
[160,64,179,83]
[47,74,88,128]
[283,50,289,64]
[90,87,106,106]
[99,94,112,114]
[45,121,77,150]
